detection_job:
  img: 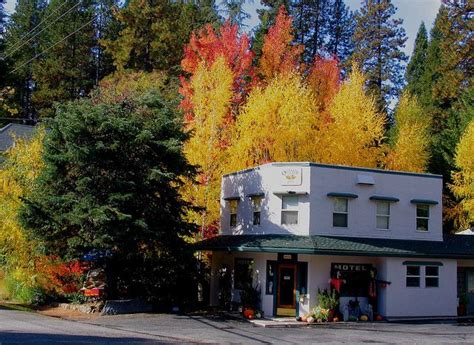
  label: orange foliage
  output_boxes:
[180,21,255,120]
[307,56,341,119]
[36,256,84,294]
[259,6,303,81]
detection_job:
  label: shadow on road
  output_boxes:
[0,332,174,345]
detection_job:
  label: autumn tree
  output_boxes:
[315,66,385,167]
[181,57,233,236]
[227,72,319,171]
[351,0,408,113]
[180,21,254,118]
[306,56,340,117]
[385,93,431,172]
[92,70,175,105]
[0,129,46,302]
[450,120,474,229]
[259,6,303,81]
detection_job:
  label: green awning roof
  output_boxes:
[411,199,439,205]
[327,192,358,199]
[194,234,474,259]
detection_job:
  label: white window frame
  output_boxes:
[425,266,439,288]
[229,199,239,227]
[333,198,348,228]
[251,196,263,226]
[406,265,421,288]
[416,204,430,231]
[376,201,390,230]
[281,195,299,225]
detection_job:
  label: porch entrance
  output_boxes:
[458,267,474,315]
[276,263,296,316]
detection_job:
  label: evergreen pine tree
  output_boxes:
[20,91,199,305]
[93,0,121,84]
[291,0,330,61]
[351,0,408,113]
[421,3,472,176]
[221,0,249,26]
[103,0,220,72]
[405,22,428,97]
[31,0,97,118]
[326,0,354,64]
[0,0,7,85]
[4,0,47,119]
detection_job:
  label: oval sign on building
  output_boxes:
[280,168,302,186]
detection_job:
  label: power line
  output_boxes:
[10,15,96,75]
[4,0,70,56]
[3,1,82,60]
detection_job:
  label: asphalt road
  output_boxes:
[1,306,474,344]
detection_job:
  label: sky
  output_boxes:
[4,0,442,57]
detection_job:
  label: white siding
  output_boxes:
[221,162,443,241]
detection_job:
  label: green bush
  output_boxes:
[4,276,47,305]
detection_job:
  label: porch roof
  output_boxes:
[194,234,474,259]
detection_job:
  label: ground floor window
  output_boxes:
[331,263,371,296]
[406,266,421,287]
[234,258,254,289]
[425,266,439,288]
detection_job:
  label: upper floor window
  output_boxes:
[281,195,298,225]
[229,199,239,227]
[251,196,263,226]
[333,198,348,227]
[376,201,390,230]
[416,204,430,231]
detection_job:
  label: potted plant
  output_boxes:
[240,283,261,319]
[317,289,339,321]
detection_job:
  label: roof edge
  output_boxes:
[222,162,443,179]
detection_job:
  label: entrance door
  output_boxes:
[277,264,296,316]
[467,270,474,314]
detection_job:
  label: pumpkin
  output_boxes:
[333,317,339,322]
[375,314,383,321]
[360,315,369,321]
[243,309,255,319]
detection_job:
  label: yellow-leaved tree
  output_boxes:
[315,66,385,167]
[385,93,431,172]
[227,72,319,171]
[0,129,46,301]
[450,120,474,229]
[181,56,234,235]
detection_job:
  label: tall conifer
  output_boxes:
[351,0,408,113]
[31,0,97,118]
[4,0,46,118]
[405,22,428,97]
[103,0,220,72]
